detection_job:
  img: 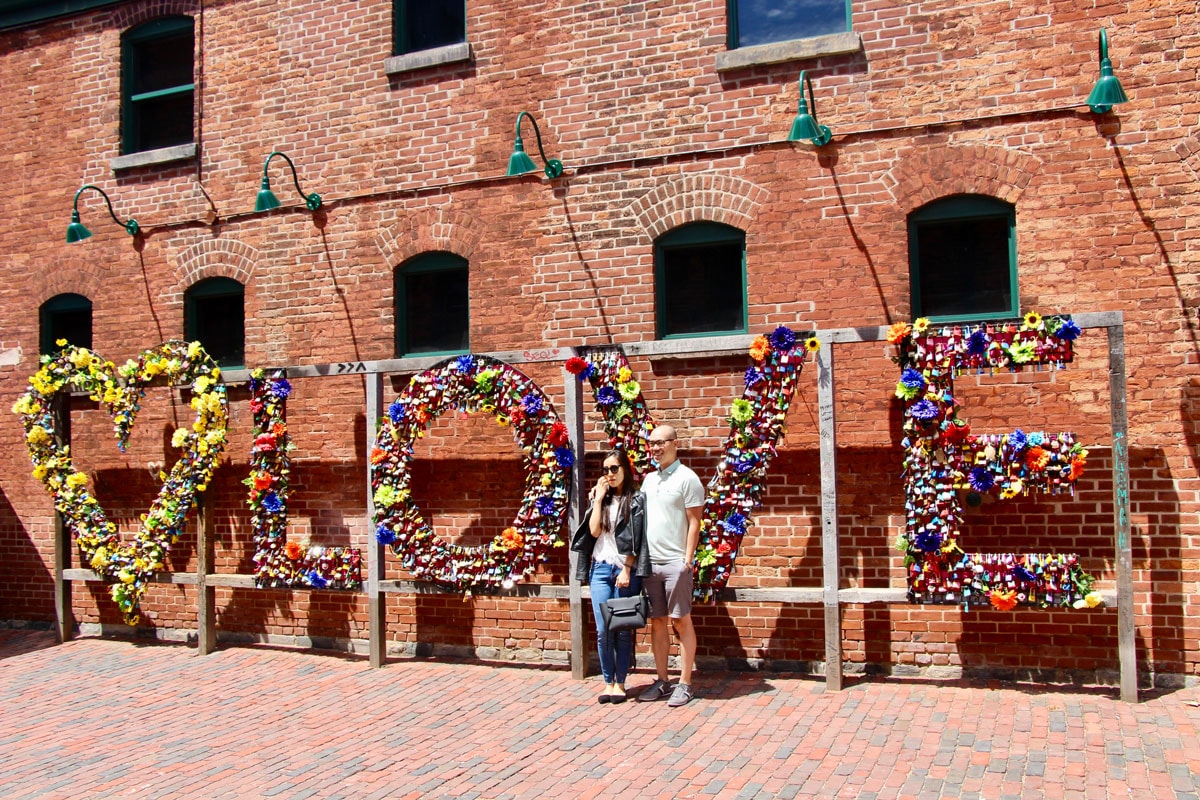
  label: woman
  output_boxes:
[571,449,651,703]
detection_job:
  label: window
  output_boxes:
[395,253,469,356]
[655,223,747,339]
[394,0,465,56]
[40,294,92,356]
[727,0,850,49]
[122,16,194,155]
[908,195,1018,322]
[184,278,244,367]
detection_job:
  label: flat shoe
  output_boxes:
[610,692,627,704]
[598,693,611,704]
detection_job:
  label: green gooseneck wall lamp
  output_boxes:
[1086,28,1129,114]
[788,70,833,147]
[66,185,140,243]
[506,111,564,178]
[255,151,322,212]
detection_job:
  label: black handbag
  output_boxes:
[602,591,648,632]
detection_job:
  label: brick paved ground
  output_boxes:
[1,631,1198,799]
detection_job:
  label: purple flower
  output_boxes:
[388,399,405,424]
[596,386,620,407]
[534,496,556,517]
[908,399,940,421]
[306,570,328,589]
[914,530,942,553]
[968,467,995,492]
[554,447,575,468]
[1012,565,1037,583]
[734,458,755,474]
[900,368,925,390]
[521,394,544,415]
[262,492,283,513]
[1054,319,1081,341]
[270,379,292,399]
[375,524,397,545]
[719,513,747,535]
[967,329,990,355]
[744,368,763,387]
[769,326,796,352]
[454,355,475,373]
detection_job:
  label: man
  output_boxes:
[637,424,705,707]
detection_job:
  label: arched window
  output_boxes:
[185,277,244,367]
[908,194,1018,321]
[40,294,92,355]
[122,16,195,154]
[654,222,747,339]
[395,252,469,356]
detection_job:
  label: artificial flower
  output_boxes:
[912,317,931,334]
[804,337,820,353]
[967,467,994,493]
[768,326,796,352]
[617,380,641,400]
[564,356,589,376]
[908,399,940,422]
[989,589,1019,611]
[1022,311,1043,330]
[1024,446,1050,471]
[1054,319,1082,341]
[729,399,754,424]
[885,322,912,344]
[749,335,771,361]
[284,541,304,560]
[1009,341,1036,364]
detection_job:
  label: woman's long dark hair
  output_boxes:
[599,449,636,537]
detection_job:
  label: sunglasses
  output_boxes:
[601,465,622,475]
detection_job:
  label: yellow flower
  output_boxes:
[999,479,1024,499]
[26,426,51,446]
[69,349,93,369]
[11,395,34,415]
[187,341,203,359]
[55,338,67,347]
[193,375,212,394]
[1023,311,1043,330]
[65,473,88,489]
[804,337,821,353]
[31,465,48,480]
[90,547,109,570]
[171,428,189,448]
[1084,591,1104,607]
[616,366,632,384]
[913,317,931,334]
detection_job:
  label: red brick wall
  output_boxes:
[1,0,1197,683]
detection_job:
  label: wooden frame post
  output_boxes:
[563,368,587,679]
[195,497,216,654]
[817,335,842,690]
[365,372,387,668]
[1108,320,1136,702]
[52,395,73,643]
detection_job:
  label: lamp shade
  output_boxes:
[65,210,92,243]
[1087,29,1129,114]
[507,143,538,176]
[255,185,282,212]
[786,71,833,146]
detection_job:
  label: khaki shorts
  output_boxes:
[644,559,693,619]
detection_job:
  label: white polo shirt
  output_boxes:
[641,459,705,565]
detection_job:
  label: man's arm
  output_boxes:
[684,505,702,563]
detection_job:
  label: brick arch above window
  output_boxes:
[374,205,484,268]
[30,260,105,309]
[172,238,258,292]
[885,144,1043,215]
[110,0,199,31]
[629,174,771,243]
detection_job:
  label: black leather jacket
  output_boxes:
[570,491,651,582]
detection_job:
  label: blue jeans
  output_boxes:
[589,561,643,685]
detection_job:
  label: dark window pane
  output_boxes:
[733,0,847,48]
[124,18,194,153]
[130,31,193,94]
[396,0,466,54]
[132,91,194,151]
[40,294,92,355]
[660,239,745,337]
[403,268,469,354]
[914,217,1012,318]
[186,280,244,367]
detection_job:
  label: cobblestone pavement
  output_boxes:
[1,630,1198,799]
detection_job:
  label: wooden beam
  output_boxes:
[817,334,843,691]
[365,373,387,668]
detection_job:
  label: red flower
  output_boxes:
[548,421,569,447]
[271,422,287,437]
[564,356,589,375]
[370,447,387,464]
[252,433,277,452]
[284,541,303,560]
[249,398,264,414]
[253,472,273,490]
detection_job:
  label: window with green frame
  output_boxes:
[184,277,244,368]
[39,293,92,355]
[395,252,469,356]
[121,16,194,155]
[393,0,466,56]
[727,0,850,49]
[655,222,747,339]
[908,194,1018,322]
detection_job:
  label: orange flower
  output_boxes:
[370,447,388,464]
[749,335,771,361]
[499,527,524,551]
[272,422,287,437]
[1069,458,1086,481]
[284,541,304,560]
[253,471,273,490]
[886,321,912,344]
[989,589,1019,611]
[1024,446,1049,471]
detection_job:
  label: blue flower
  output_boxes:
[769,326,796,352]
[968,467,994,492]
[744,368,763,387]
[270,379,292,399]
[734,457,755,474]
[914,530,942,553]
[375,524,397,545]
[580,363,596,380]
[908,399,940,421]
[521,394,544,415]
[719,513,747,535]
[1008,429,1028,452]
[388,399,405,424]
[967,329,990,355]
[596,386,620,407]
[535,496,556,516]
[262,492,283,513]
[306,571,328,590]
[554,447,575,468]
[900,368,925,390]
[1028,431,1045,446]
[1054,319,1081,341]
[1012,565,1037,583]
[454,354,475,373]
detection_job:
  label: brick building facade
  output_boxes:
[1,0,1197,687]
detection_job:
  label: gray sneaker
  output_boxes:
[667,682,693,707]
[637,679,671,702]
